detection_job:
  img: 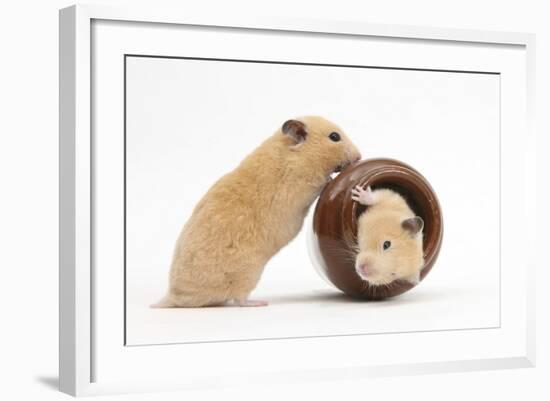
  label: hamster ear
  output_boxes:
[402,216,424,236]
[282,119,307,144]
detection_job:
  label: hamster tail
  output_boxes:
[150,294,176,308]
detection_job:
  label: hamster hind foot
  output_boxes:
[228,298,269,307]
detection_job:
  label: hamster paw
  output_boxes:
[234,299,269,307]
[351,185,376,206]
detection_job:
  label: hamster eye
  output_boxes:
[383,240,392,251]
[328,132,341,142]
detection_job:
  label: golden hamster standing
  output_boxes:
[351,185,424,286]
[153,116,361,308]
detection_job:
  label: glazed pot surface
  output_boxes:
[309,158,444,299]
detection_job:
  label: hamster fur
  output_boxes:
[153,116,361,307]
[351,185,424,286]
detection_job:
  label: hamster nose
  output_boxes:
[359,263,371,276]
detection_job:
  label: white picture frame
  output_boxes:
[59,4,536,396]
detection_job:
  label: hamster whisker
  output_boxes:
[324,244,358,261]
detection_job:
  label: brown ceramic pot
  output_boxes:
[310,158,444,300]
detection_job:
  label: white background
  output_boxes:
[0,0,548,400]
[126,56,500,344]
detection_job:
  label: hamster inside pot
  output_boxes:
[307,158,444,300]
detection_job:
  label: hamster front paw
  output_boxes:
[351,185,376,206]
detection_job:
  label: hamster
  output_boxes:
[350,185,424,286]
[153,116,361,308]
